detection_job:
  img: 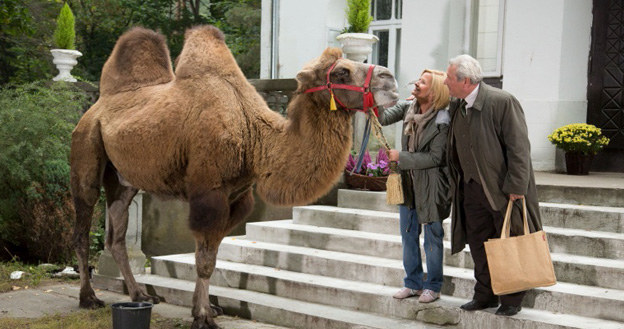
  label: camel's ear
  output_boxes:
[321,47,343,61]
[296,69,315,84]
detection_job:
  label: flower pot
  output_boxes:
[344,171,387,191]
[564,151,594,175]
[111,302,153,329]
[336,33,379,62]
[51,49,82,82]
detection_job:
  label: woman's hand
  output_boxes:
[388,149,399,162]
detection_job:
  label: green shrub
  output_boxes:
[53,3,76,50]
[0,81,91,262]
[345,0,373,33]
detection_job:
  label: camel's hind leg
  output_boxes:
[190,188,254,329]
[102,166,160,304]
[71,137,107,309]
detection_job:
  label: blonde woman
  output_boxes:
[380,69,451,303]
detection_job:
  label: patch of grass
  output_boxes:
[0,260,76,292]
[0,308,192,329]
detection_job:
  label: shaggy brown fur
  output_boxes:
[70,25,397,329]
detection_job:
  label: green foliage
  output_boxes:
[53,3,76,50]
[345,0,373,33]
[220,0,261,78]
[0,81,90,262]
[0,259,60,291]
[0,0,56,85]
[1,0,261,84]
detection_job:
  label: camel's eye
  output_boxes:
[332,68,350,82]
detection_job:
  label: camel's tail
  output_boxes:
[99,27,175,96]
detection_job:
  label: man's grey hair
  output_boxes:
[449,54,483,84]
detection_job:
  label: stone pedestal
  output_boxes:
[97,191,146,276]
[336,33,379,153]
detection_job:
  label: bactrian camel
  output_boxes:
[70,25,398,329]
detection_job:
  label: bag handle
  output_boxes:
[500,198,530,239]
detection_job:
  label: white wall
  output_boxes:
[261,0,348,79]
[503,0,592,170]
[261,0,594,170]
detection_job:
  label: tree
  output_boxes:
[1,0,261,86]
[0,0,56,85]
[53,3,76,50]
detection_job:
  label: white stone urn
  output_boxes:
[50,49,82,82]
[336,33,379,62]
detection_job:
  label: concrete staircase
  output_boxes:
[95,178,624,329]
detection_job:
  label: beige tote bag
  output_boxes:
[484,198,557,295]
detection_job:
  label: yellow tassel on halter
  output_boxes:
[329,91,337,111]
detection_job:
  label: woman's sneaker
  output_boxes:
[393,287,422,299]
[418,289,440,303]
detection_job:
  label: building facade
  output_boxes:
[260,0,623,172]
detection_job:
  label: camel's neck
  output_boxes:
[254,95,353,206]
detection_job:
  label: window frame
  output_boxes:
[369,0,402,74]
[470,0,506,78]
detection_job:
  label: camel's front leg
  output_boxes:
[188,189,230,329]
[103,167,160,304]
[189,187,254,329]
[191,236,222,329]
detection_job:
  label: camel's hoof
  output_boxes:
[191,316,221,329]
[210,303,224,317]
[132,293,161,304]
[79,296,105,309]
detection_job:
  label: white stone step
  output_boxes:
[144,255,624,329]
[243,220,624,290]
[154,241,624,322]
[540,202,624,233]
[336,190,624,232]
[93,273,442,329]
[293,205,624,260]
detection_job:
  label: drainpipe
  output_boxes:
[271,0,280,79]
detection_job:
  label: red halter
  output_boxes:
[303,60,379,116]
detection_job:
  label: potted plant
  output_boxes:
[51,3,82,82]
[344,149,390,191]
[336,0,378,62]
[548,123,610,175]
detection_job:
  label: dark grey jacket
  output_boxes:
[380,101,451,223]
[446,82,543,254]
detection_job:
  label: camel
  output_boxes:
[70,25,398,329]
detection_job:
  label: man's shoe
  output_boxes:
[495,305,522,316]
[418,289,439,303]
[393,287,422,299]
[460,299,499,311]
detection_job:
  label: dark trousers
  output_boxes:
[463,179,525,306]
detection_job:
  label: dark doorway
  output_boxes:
[587,0,624,172]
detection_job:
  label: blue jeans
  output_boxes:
[399,205,444,292]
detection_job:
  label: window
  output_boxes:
[370,0,402,75]
[471,0,505,77]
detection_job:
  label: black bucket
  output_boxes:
[111,302,153,329]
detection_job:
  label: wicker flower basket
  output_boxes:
[344,171,388,191]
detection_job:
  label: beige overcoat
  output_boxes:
[446,82,543,254]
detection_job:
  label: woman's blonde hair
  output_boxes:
[422,69,450,110]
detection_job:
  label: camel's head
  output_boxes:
[296,48,398,116]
